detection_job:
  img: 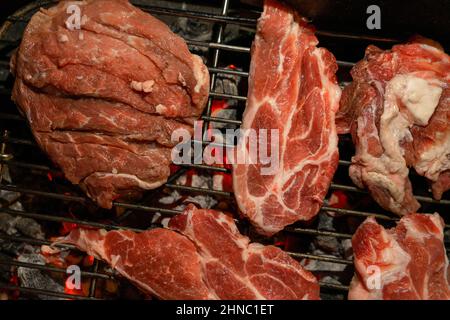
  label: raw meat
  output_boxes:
[233,0,341,235]
[169,205,320,299]
[54,205,320,300]
[337,42,450,215]
[11,0,209,208]
[349,213,450,300]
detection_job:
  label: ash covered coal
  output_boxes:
[0,212,44,240]
[0,168,44,240]
[17,253,64,300]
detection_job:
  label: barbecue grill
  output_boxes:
[0,0,448,300]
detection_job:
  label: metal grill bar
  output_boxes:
[285,228,352,239]
[0,233,76,250]
[287,252,352,265]
[88,260,100,298]
[0,259,113,280]
[329,183,450,205]
[0,229,353,276]
[318,283,349,291]
[1,159,448,207]
[0,184,182,215]
[0,207,143,232]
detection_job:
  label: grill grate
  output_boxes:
[0,0,448,300]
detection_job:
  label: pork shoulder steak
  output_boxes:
[11,0,209,208]
[232,0,341,236]
[349,213,450,300]
[337,43,450,215]
[54,205,320,299]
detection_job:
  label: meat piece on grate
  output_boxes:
[169,205,320,299]
[349,213,450,300]
[10,0,209,208]
[56,227,214,299]
[337,42,450,215]
[54,205,320,299]
[232,0,341,235]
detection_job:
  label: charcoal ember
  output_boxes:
[11,216,44,240]
[0,212,44,240]
[214,72,240,95]
[314,212,341,254]
[154,171,219,227]
[0,168,44,240]
[0,189,20,208]
[319,276,345,300]
[212,108,238,126]
[321,276,345,286]
[173,173,218,209]
[189,174,213,189]
[0,214,14,234]
[171,18,213,43]
[158,190,183,205]
[170,18,242,54]
[184,195,218,209]
[0,241,37,259]
[315,236,340,254]
[302,250,347,273]
[341,239,353,260]
[211,72,241,126]
[150,212,163,225]
[17,253,64,300]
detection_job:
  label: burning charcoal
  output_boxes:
[17,253,64,300]
[341,239,353,260]
[11,217,44,240]
[184,195,218,209]
[171,18,213,43]
[0,189,20,207]
[315,212,341,254]
[0,212,44,240]
[315,236,340,255]
[319,276,346,300]
[214,73,240,97]
[158,190,182,205]
[190,174,212,189]
[0,213,15,235]
[302,250,347,273]
[212,108,238,125]
[150,212,171,228]
[318,211,336,230]
[0,239,38,257]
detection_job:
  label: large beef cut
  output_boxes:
[11,0,209,208]
[349,213,450,300]
[54,205,320,300]
[233,0,341,236]
[337,42,450,215]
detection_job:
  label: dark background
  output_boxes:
[1,0,449,50]
[0,0,30,20]
[244,0,450,49]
